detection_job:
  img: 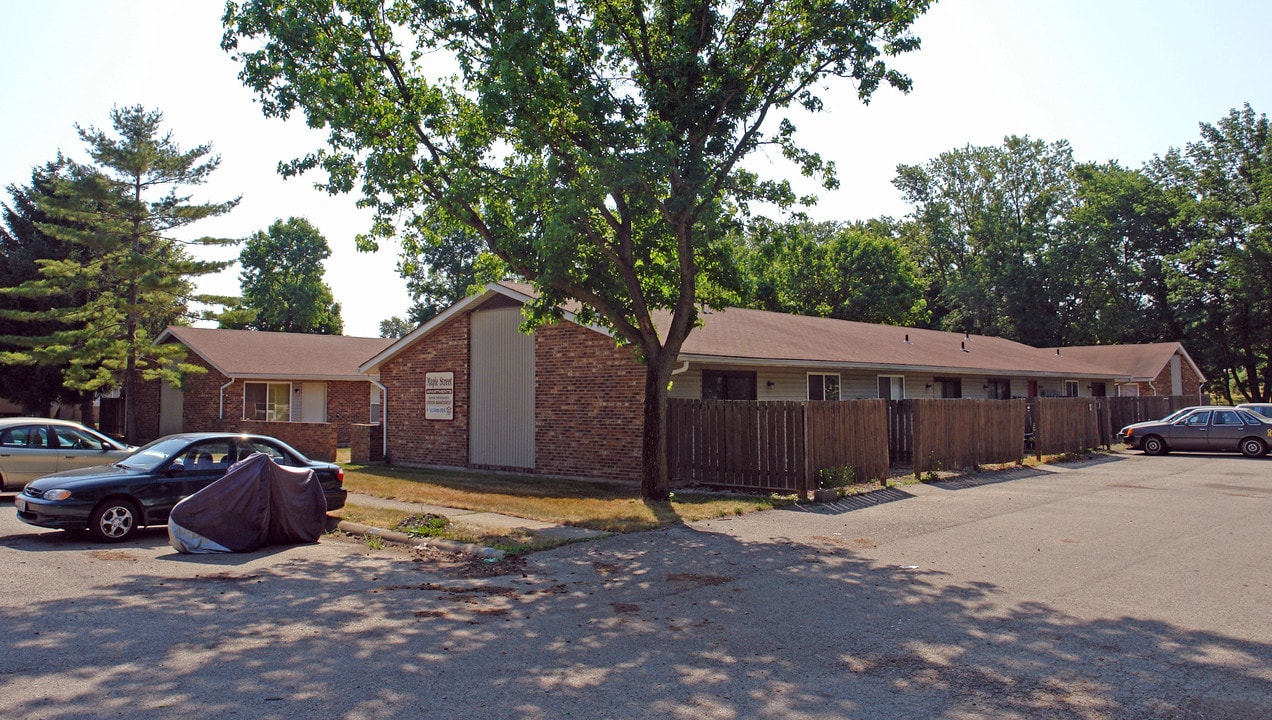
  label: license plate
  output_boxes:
[14,495,26,512]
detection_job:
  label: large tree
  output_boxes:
[223,0,932,499]
[223,216,344,334]
[736,217,927,325]
[1150,104,1272,402]
[0,106,238,440]
[0,160,97,415]
[893,136,1079,346]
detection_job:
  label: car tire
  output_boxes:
[1142,436,1168,456]
[89,499,141,543]
[1241,437,1268,458]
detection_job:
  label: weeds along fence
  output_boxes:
[668,395,1203,493]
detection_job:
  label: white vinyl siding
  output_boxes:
[469,307,535,468]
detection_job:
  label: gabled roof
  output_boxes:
[363,283,1130,379]
[1047,342,1206,383]
[157,326,394,381]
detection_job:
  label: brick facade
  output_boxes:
[238,419,337,462]
[134,352,377,448]
[1127,352,1205,400]
[379,310,648,482]
[380,313,471,467]
[533,321,645,481]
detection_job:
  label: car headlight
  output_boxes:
[42,489,72,501]
[1121,428,1133,437]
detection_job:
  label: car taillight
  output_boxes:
[337,467,344,482]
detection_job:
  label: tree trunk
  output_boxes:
[639,350,677,501]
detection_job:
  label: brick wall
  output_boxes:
[533,321,645,481]
[327,380,372,445]
[1132,352,1205,399]
[380,313,471,467]
[237,419,337,462]
[350,423,384,463]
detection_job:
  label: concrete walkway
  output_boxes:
[342,492,607,543]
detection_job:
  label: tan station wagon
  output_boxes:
[0,418,135,491]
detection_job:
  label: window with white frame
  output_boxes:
[244,382,291,421]
[1064,380,1079,397]
[877,375,904,400]
[370,385,382,423]
[807,373,841,401]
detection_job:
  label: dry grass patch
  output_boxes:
[332,504,572,554]
[340,463,777,533]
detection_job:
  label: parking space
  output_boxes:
[2,451,1271,719]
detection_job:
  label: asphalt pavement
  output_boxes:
[2,451,1270,719]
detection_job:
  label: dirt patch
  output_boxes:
[88,550,138,562]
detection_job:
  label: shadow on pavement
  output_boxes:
[3,518,1268,719]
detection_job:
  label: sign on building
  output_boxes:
[425,371,454,420]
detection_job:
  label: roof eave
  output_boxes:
[674,353,1131,380]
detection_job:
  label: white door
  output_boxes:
[159,382,184,436]
[301,382,327,423]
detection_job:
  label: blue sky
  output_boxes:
[2,0,1269,336]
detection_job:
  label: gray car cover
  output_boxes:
[168,452,328,553]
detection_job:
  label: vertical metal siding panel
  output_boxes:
[470,307,535,468]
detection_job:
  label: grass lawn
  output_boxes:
[337,461,784,534]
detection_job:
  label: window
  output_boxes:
[877,375,904,400]
[1182,411,1211,427]
[1064,381,1079,397]
[1090,382,1107,397]
[986,378,1011,400]
[1213,410,1244,426]
[933,377,962,399]
[244,382,292,421]
[0,425,49,448]
[53,426,108,451]
[370,385,382,424]
[808,373,841,401]
[701,371,756,400]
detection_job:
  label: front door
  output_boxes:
[301,382,327,423]
[159,382,184,436]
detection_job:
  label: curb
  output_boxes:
[336,520,506,561]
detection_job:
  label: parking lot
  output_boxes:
[2,451,1271,719]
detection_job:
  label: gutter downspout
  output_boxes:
[218,379,235,421]
[371,378,388,459]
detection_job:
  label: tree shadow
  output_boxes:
[3,519,1268,719]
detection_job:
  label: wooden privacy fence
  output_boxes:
[668,395,1204,493]
[1031,397,1102,457]
[912,399,1026,475]
[667,399,888,494]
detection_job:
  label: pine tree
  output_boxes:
[0,106,239,440]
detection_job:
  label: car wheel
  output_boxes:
[1142,436,1168,456]
[1241,437,1268,458]
[89,499,141,543]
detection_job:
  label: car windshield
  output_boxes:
[1161,407,1203,423]
[117,437,193,471]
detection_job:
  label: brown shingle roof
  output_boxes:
[159,326,395,380]
[1046,342,1204,382]
[677,307,1126,377]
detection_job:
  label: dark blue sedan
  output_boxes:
[15,432,347,542]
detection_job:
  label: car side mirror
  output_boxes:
[167,462,185,476]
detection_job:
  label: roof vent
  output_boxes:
[1056,348,1062,356]
[961,341,969,352]
[904,333,911,344]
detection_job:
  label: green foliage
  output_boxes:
[395,513,450,538]
[735,217,927,325]
[894,136,1079,346]
[379,316,414,339]
[0,161,97,413]
[223,0,933,499]
[0,106,238,439]
[1148,104,1272,402]
[224,216,343,334]
[395,225,491,325]
[817,464,856,489]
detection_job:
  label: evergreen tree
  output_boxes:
[0,106,238,440]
